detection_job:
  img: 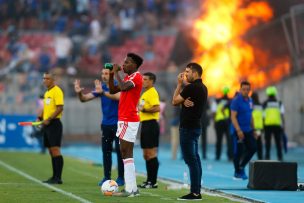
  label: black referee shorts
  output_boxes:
[140,119,160,149]
[43,119,63,147]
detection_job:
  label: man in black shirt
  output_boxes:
[172,62,208,201]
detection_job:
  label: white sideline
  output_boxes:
[0,160,92,203]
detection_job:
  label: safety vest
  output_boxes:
[264,101,282,126]
[252,104,263,130]
[215,100,229,122]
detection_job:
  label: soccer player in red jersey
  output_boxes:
[108,53,143,197]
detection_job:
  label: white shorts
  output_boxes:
[116,121,140,143]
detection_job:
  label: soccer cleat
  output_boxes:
[43,177,63,184]
[115,177,125,186]
[138,181,148,187]
[112,189,140,197]
[177,193,202,201]
[138,181,158,189]
[133,189,140,196]
[146,182,158,189]
[98,177,110,186]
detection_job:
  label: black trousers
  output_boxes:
[101,124,124,179]
[214,120,233,160]
[264,125,283,160]
[201,127,207,159]
[256,135,263,160]
[232,131,257,173]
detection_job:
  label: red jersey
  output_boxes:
[118,71,143,122]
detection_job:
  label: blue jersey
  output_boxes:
[230,93,253,133]
[92,83,118,125]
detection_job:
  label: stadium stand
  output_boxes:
[0,0,185,118]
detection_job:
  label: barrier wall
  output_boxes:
[0,115,39,149]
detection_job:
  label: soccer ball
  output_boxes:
[101,180,119,196]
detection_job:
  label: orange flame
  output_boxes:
[191,0,290,96]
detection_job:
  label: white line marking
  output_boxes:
[0,160,92,203]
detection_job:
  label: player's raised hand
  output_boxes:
[74,79,84,93]
[94,79,103,94]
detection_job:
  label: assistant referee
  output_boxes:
[38,71,64,184]
[138,72,160,189]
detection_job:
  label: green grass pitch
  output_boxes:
[0,151,238,203]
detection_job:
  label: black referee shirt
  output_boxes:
[180,79,208,129]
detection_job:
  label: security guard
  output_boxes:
[211,86,233,161]
[251,92,264,160]
[263,86,285,161]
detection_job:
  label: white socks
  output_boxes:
[123,158,137,193]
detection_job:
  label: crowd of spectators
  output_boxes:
[0,0,195,76]
[0,0,181,33]
[0,0,198,110]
